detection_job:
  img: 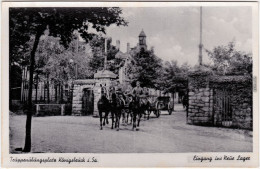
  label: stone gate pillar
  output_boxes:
[93,70,117,117]
[187,71,214,125]
[72,79,96,116]
[93,85,101,117]
[72,83,82,115]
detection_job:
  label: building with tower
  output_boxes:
[116,29,149,86]
[138,29,147,50]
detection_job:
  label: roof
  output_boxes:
[115,51,131,59]
[74,79,96,85]
[94,70,117,79]
[139,29,146,37]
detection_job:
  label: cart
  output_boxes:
[156,96,174,115]
[146,96,161,118]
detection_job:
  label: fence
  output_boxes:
[213,88,232,127]
[21,84,71,103]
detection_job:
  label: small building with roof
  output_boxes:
[72,69,118,116]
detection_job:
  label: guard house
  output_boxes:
[71,79,96,116]
[71,70,117,117]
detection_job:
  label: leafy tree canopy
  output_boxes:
[10,7,127,47]
[88,35,123,75]
[127,48,163,88]
[10,7,127,68]
[160,60,190,93]
[206,41,252,75]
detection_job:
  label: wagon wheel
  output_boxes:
[153,109,160,118]
[168,102,173,115]
[157,102,165,110]
[155,102,162,118]
[156,110,161,118]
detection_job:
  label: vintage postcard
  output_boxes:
[1,1,259,168]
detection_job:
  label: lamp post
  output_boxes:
[198,6,203,66]
[104,37,108,70]
[69,58,78,114]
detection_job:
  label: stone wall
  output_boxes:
[188,87,214,125]
[71,78,117,116]
[72,80,95,116]
[187,75,214,125]
[187,73,252,130]
[210,76,252,130]
[232,89,252,129]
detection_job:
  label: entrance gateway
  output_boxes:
[71,70,117,116]
[213,88,232,127]
[82,88,94,115]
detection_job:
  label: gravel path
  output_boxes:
[10,104,252,153]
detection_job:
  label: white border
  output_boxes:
[1,2,259,168]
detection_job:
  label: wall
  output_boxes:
[187,74,214,125]
[231,87,252,129]
[71,78,116,116]
[71,80,95,116]
[210,76,252,130]
[187,73,252,130]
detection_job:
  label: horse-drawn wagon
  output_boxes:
[156,96,174,115]
[146,95,161,118]
[145,95,174,118]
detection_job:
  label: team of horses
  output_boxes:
[97,85,153,131]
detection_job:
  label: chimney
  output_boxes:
[127,43,130,53]
[116,40,120,50]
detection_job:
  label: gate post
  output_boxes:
[71,80,96,116]
[93,85,101,117]
[61,104,65,116]
[187,70,213,125]
[93,70,117,117]
[36,104,40,116]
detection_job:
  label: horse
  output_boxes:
[146,96,159,120]
[129,94,143,131]
[97,84,110,130]
[121,94,133,124]
[109,88,125,131]
[139,96,151,120]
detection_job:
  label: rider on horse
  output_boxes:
[132,81,143,97]
[131,81,150,119]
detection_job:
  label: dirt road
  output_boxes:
[10,104,252,153]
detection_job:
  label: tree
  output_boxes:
[160,60,189,94]
[88,35,123,75]
[206,41,252,75]
[10,7,127,152]
[88,35,107,73]
[9,16,33,109]
[127,48,163,88]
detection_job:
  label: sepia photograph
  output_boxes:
[2,1,258,168]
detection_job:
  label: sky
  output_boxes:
[105,7,252,66]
